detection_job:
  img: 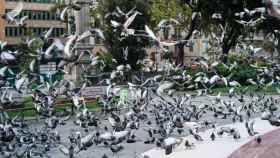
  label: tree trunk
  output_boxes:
[221,28,240,63]
[175,43,185,66]
[175,15,198,66]
[221,45,231,63]
[222,45,231,54]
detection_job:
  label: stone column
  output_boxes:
[74,0,91,42]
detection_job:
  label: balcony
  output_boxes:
[5,1,55,11]
[5,20,66,28]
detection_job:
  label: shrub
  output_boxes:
[233,64,257,84]
[228,54,246,64]
[215,63,230,76]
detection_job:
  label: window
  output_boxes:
[27,11,32,19]
[42,12,46,20]
[51,13,56,20]
[33,28,37,35]
[5,27,65,37]
[21,11,26,18]
[37,28,41,35]
[19,28,23,35]
[61,28,65,35]
[46,12,50,20]
[5,27,17,37]
[10,28,14,37]
[51,28,55,37]
[39,28,44,35]
[56,28,59,36]
[5,10,62,21]
[5,28,8,36]
[23,28,27,36]
[39,12,43,20]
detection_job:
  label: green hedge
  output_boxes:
[183,54,278,89]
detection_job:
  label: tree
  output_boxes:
[150,0,191,27]
[150,0,191,66]
[181,0,265,62]
[149,0,266,64]
[91,0,152,71]
[257,15,280,62]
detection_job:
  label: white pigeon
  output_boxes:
[229,87,235,95]
[163,137,182,147]
[111,11,141,36]
[276,87,280,94]
[25,38,37,48]
[2,2,23,23]
[81,132,95,145]
[100,132,113,140]
[15,15,28,26]
[64,35,77,57]
[247,78,257,85]
[115,6,138,19]
[156,18,180,29]
[229,81,241,87]
[43,27,54,40]
[209,75,220,84]
[212,13,222,19]
[0,66,8,77]
[43,43,56,58]
[145,25,178,52]
[15,77,26,91]
[0,41,7,50]
[0,52,16,62]
[53,38,65,51]
[113,130,130,140]
[76,29,105,42]
[184,121,200,129]
[59,144,80,156]
[123,47,128,60]
[156,81,174,95]
[29,59,36,72]
[210,61,219,68]
[59,7,70,21]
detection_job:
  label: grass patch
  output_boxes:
[211,84,280,95]
[7,110,35,118]
[7,96,98,118]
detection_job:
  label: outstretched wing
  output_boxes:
[145,25,158,41]
[92,28,105,40]
[7,2,23,18]
[124,12,139,28]
[77,30,92,42]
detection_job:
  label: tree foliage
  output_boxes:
[150,0,191,28]
[194,0,264,56]
[89,0,280,66]
[91,0,152,71]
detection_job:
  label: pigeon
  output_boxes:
[110,11,142,36]
[1,2,23,23]
[144,25,178,52]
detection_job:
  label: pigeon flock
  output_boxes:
[1,1,280,158]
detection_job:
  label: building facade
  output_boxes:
[0,0,5,41]
[0,0,66,44]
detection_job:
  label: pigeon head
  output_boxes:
[72,4,82,11]
[1,15,6,20]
